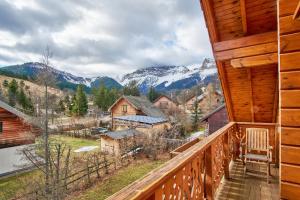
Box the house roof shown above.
[0,99,42,129]
[102,129,142,140]
[109,95,166,118]
[114,115,167,125]
[200,104,226,122]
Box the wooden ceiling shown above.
[200,0,278,123]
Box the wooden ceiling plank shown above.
[215,42,277,61]
[230,53,278,68]
[293,1,300,20]
[240,0,247,34]
[213,31,277,52]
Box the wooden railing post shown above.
[205,146,213,200]
[223,132,230,179]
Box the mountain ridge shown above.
[0,58,217,93]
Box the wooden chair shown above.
[240,128,272,183]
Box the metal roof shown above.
[114,115,167,125]
[103,129,142,140]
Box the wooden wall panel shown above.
[281,90,300,108]
[281,127,300,146]
[281,52,300,71]
[281,71,300,89]
[224,61,252,121]
[281,182,300,199]
[282,164,300,184]
[279,1,300,197]
[281,109,300,127]
[251,65,277,122]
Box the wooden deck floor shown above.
[216,161,279,200]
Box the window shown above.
[160,101,168,109]
[0,122,3,133]
[122,105,128,113]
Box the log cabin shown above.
[0,100,41,148]
[108,0,300,199]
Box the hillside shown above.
[0,75,64,99]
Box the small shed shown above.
[100,129,142,155]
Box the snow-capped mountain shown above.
[0,58,218,93]
[121,58,217,93]
[0,62,122,92]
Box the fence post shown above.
[205,146,213,200]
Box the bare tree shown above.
[37,46,56,197]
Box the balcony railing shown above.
[108,122,278,200]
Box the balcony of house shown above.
[107,122,279,200]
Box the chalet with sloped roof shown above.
[0,100,41,148]
[108,96,170,131]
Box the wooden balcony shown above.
[107,122,279,200]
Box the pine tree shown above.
[2,80,8,88]
[191,99,201,131]
[123,80,140,96]
[8,79,18,106]
[58,99,65,113]
[72,84,88,116]
[17,87,27,108]
[147,86,160,102]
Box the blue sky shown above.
[0,0,212,78]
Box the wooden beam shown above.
[293,1,300,20]
[230,53,278,68]
[240,0,247,34]
[216,42,277,61]
[213,31,277,52]
[216,61,235,121]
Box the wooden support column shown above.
[205,146,213,200]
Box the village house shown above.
[153,95,179,113]
[200,104,228,135]
[108,95,170,133]
[0,100,41,148]
[100,129,142,155]
[185,90,223,114]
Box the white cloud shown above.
[0,0,212,78]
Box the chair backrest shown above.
[246,128,269,151]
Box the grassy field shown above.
[50,135,99,150]
[0,171,37,200]
[72,160,165,200]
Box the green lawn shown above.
[73,160,165,200]
[0,171,36,200]
[50,135,99,150]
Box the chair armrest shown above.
[269,146,273,150]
